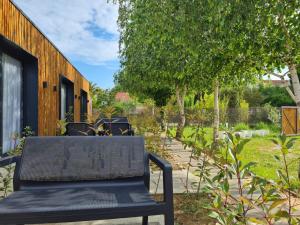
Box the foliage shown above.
[234,123,249,132]
[89,82,117,110]
[203,133,300,225]
[255,122,270,130]
[182,128,216,196]
[264,103,281,125]
[113,100,136,115]
[260,86,295,107]
[243,85,295,108]
[0,127,34,199]
[221,87,243,108]
[56,119,67,136]
[243,86,265,107]
[239,100,249,124]
[270,135,300,225]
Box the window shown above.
[1,53,22,154]
[80,89,88,122]
[59,76,74,122]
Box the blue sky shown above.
[13,0,120,89]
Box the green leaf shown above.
[271,139,279,146]
[275,210,290,218]
[269,199,287,212]
[248,217,265,224]
[274,155,280,161]
[236,139,250,154]
[208,211,220,219]
[286,138,296,149]
[241,161,257,171]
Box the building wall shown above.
[0,0,91,135]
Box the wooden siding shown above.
[0,0,90,135]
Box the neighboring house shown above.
[263,80,290,88]
[0,0,91,154]
[115,92,131,102]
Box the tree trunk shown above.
[175,85,186,139]
[213,80,219,144]
[288,63,300,106]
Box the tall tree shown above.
[238,1,300,105]
[115,0,211,138]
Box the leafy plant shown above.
[204,133,254,225]
[56,119,67,136]
[271,135,300,225]
[255,122,270,130]
[203,133,300,224]
[234,123,249,131]
[0,127,34,199]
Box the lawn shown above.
[170,126,300,186]
[237,137,300,182]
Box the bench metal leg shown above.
[164,212,174,225]
[142,216,148,225]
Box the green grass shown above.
[170,126,300,186]
[236,137,300,182]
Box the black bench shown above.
[66,122,96,136]
[0,136,174,225]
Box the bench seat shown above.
[0,181,162,224]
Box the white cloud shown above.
[13,0,119,65]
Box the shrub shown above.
[234,122,249,131]
[255,122,269,130]
[254,122,280,134]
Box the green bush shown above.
[254,122,280,134]
[255,122,269,130]
[234,122,249,131]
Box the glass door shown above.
[60,82,67,120]
[1,53,22,154]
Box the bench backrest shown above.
[94,117,129,128]
[103,122,131,135]
[66,122,95,136]
[19,136,145,182]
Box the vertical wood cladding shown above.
[0,0,90,135]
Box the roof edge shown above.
[9,0,88,81]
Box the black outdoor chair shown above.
[99,122,134,136]
[66,122,96,136]
[0,136,174,225]
[94,116,129,128]
[95,117,134,136]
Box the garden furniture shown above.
[66,122,96,136]
[95,117,134,136]
[0,136,174,225]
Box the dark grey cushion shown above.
[0,184,154,214]
[19,136,145,181]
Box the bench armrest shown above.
[148,153,173,204]
[0,155,20,167]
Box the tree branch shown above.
[268,71,285,80]
[286,86,296,103]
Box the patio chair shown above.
[0,136,174,225]
[94,116,129,128]
[66,122,96,136]
[95,117,134,136]
[99,122,134,136]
